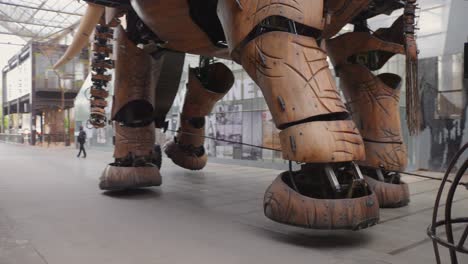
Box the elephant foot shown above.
[363,169,410,208]
[99,164,162,191]
[164,140,207,171]
[263,163,379,230]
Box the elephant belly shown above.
[130,0,230,59]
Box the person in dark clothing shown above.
[77,126,87,158]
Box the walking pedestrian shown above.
[77,126,87,158]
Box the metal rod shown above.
[0,42,25,46]
[168,128,468,188]
[0,1,83,16]
[352,162,365,180]
[325,165,341,192]
[0,18,67,29]
[288,161,299,193]
[167,129,281,152]
[444,158,468,263]
[430,143,468,237]
[0,31,36,38]
[376,168,386,181]
[432,240,441,264]
[458,225,468,249]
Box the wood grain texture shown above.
[339,64,403,143]
[99,165,162,190]
[164,115,208,170]
[177,63,233,147]
[264,173,379,230]
[339,65,408,170]
[114,124,155,159]
[176,116,206,147]
[326,32,405,68]
[164,140,208,171]
[328,30,408,171]
[130,0,229,58]
[217,0,324,58]
[279,120,365,163]
[111,26,154,119]
[241,31,347,128]
[365,176,410,208]
[182,64,234,117]
[164,64,233,171]
[362,141,407,171]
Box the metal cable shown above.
[167,128,468,187]
[392,170,468,188]
[166,128,281,152]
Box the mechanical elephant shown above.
[54,0,419,230]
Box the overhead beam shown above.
[0,9,37,41]
[0,18,69,29]
[0,42,25,46]
[40,22,78,43]
[0,31,34,38]
[0,1,84,17]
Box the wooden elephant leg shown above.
[100,124,162,190]
[327,17,410,208]
[111,25,155,126]
[217,0,380,230]
[165,60,234,170]
[338,65,410,208]
[100,26,161,191]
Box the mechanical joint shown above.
[217,0,325,60]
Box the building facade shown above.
[1,42,89,145]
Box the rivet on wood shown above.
[235,0,244,10]
[277,96,286,112]
[289,136,296,153]
[258,49,267,67]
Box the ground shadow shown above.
[101,188,162,200]
[253,226,373,249]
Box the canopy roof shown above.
[0,0,86,45]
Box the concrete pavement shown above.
[0,142,466,264]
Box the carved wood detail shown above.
[327,27,408,171]
[177,116,206,147]
[241,31,347,128]
[264,173,379,230]
[111,26,154,119]
[279,120,365,163]
[217,0,324,57]
[100,165,161,190]
[365,176,410,208]
[182,64,234,117]
[326,32,405,68]
[340,64,403,143]
[339,65,407,171]
[361,141,408,171]
[114,124,155,159]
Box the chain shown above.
[88,23,115,128]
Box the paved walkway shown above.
[0,143,466,264]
